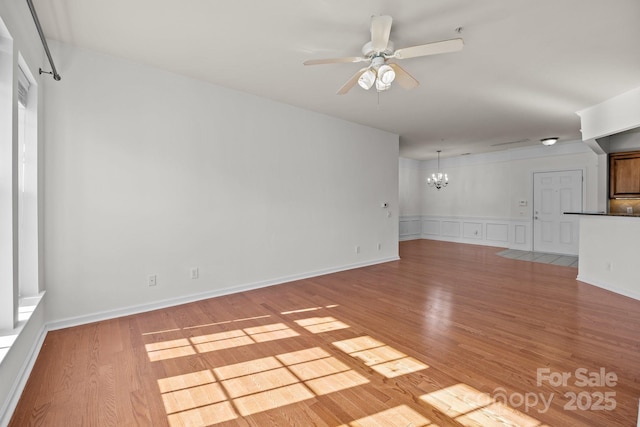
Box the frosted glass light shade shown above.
[541,137,558,146]
[377,64,396,85]
[358,69,376,90]
[375,79,391,92]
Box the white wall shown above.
[398,157,423,216]
[578,215,640,300]
[608,127,640,153]
[399,142,602,249]
[43,41,399,325]
[420,143,600,217]
[577,86,640,140]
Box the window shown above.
[0,15,42,337]
[17,62,40,300]
[0,19,16,331]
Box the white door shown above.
[533,170,583,255]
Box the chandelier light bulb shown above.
[427,151,448,190]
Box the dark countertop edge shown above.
[564,212,640,217]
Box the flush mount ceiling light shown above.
[427,150,449,190]
[541,137,559,146]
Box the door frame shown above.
[531,168,585,254]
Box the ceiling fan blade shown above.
[393,38,464,60]
[304,56,367,66]
[336,68,368,95]
[389,63,419,89]
[370,15,393,51]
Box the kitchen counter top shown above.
[564,211,640,217]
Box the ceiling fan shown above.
[304,15,464,94]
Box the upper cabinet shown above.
[610,151,640,198]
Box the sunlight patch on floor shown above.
[294,316,350,333]
[142,314,272,335]
[333,336,429,378]
[158,370,216,394]
[243,322,300,342]
[339,404,437,427]
[281,306,324,314]
[145,322,299,362]
[159,370,238,426]
[421,384,549,427]
[145,338,196,361]
[233,383,315,416]
[149,309,442,426]
[167,401,238,426]
[280,304,339,315]
[157,346,370,424]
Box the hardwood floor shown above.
[10,240,640,426]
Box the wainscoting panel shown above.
[399,216,532,250]
[463,222,483,239]
[422,220,441,236]
[515,225,526,244]
[511,220,532,250]
[399,216,422,241]
[486,223,508,242]
[442,221,461,237]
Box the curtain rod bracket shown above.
[27,0,62,82]
[39,68,61,81]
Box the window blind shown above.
[18,67,30,107]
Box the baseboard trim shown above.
[576,274,640,301]
[47,255,400,331]
[0,324,47,427]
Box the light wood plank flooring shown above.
[10,240,640,426]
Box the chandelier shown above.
[427,150,448,190]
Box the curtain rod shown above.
[26,0,61,81]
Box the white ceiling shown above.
[33,0,640,160]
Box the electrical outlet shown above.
[148,275,157,286]
[190,268,199,279]
[355,245,360,254]
[377,243,381,251]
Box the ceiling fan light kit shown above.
[377,64,396,85]
[375,79,391,92]
[357,69,376,90]
[356,58,397,92]
[304,15,464,94]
